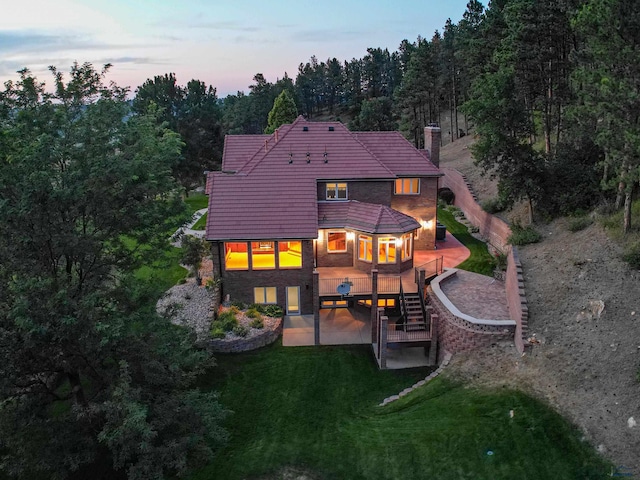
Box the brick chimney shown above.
[424,125,441,168]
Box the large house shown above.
[205,116,442,316]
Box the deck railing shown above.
[387,321,432,342]
[415,256,444,284]
[319,275,401,296]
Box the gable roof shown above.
[318,201,420,234]
[206,116,439,241]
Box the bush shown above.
[232,325,249,337]
[216,309,238,331]
[492,252,508,271]
[246,308,262,319]
[250,318,264,329]
[263,305,284,318]
[231,300,246,310]
[438,187,455,205]
[468,225,479,234]
[248,303,266,313]
[211,327,226,339]
[622,242,640,269]
[508,223,542,246]
[568,216,593,232]
[481,197,506,214]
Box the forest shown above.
[1,0,639,478]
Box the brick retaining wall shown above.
[440,167,529,352]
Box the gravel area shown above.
[156,278,214,341]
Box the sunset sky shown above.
[1,0,471,97]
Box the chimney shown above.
[274,128,279,143]
[424,125,441,168]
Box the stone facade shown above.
[205,317,283,353]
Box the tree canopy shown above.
[0,63,228,479]
[265,89,298,133]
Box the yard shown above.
[193,343,610,480]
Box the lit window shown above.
[326,182,347,200]
[225,242,248,270]
[358,235,372,262]
[394,178,420,195]
[401,233,413,261]
[278,241,302,268]
[254,287,277,304]
[358,298,396,307]
[251,241,275,269]
[378,237,396,264]
[327,231,347,253]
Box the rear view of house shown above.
[206,116,442,316]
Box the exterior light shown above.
[421,220,433,229]
[346,232,355,241]
[395,237,403,247]
[316,232,323,242]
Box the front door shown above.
[286,286,300,315]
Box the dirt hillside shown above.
[440,137,640,473]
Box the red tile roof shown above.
[318,201,420,234]
[206,116,439,241]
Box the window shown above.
[321,300,348,308]
[326,182,347,200]
[358,235,372,262]
[378,237,397,264]
[251,241,275,269]
[225,242,248,270]
[327,231,347,253]
[401,233,413,261]
[394,178,420,195]
[278,241,302,268]
[254,287,277,304]
[358,298,397,308]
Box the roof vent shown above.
[328,126,334,131]
[302,126,309,132]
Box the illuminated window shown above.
[358,235,372,262]
[358,298,396,307]
[401,233,413,261]
[326,182,348,200]
[394,178,420,195]
[251,241,275,269]
[327,231,347,253]
[321,300,348,308]
[225,242,248,270]
[254,287,277,304]
[278,241,302,268]
[378,237,396,264]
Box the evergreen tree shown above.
[265,89,298,133]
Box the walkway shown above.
[171,208,207,246]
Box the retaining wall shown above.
[440,167,529,352]
[205,318,283,353]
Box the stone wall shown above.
[439,167,530,352]
[428,273,515,358]
[205,317,283,353]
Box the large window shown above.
[278,241,302,268]
[358,235,372,262]
[401,233,413,261]
[251,241,275,269]
[254,287,277,304]
[327,231,347,253]
[378,237,397,264]
[326,182,347,200]
[225,242,248,270]
[394,178,420,195]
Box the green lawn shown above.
[195,344,610,480]
[192,212,208,230]
[185,193,209,214]
[438,208,495,276]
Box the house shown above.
[205,116,442,318]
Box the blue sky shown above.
[1,0,472,97]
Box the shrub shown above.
[438,187,455,205]
[233,325,249,337]
[231,300,246,310]
[568,216,593,232]
[622,242,640,269]
[492,252,508,271]
[217,310,238,331]
[248,303,266,313]
[481,197,506,214]
[263,305,284,317]
[468,225,480,234]
[508,223,542,246]
[246,308,262,319]
[210,327,226,339]
[250,318,264,329]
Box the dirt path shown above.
[440,138,640,473]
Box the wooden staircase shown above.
[403,293,426,331]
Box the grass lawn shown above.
[192,212,208,230]
[194,344,610,480]
[438,208,495,276]
[185,193,209,214]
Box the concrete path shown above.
[171,208,207,246]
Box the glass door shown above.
[286,286,300,315]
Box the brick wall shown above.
[391,177,439,250]
[317,180,392,204]
[439,167,529,352]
